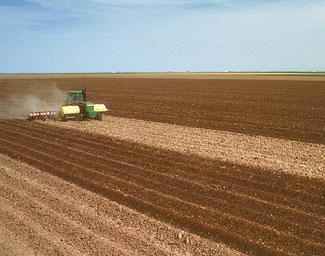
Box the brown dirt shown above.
[45,116,325,179]
[1,75,324,144]
[0,154,239,256]
[0,74,324,255]
[0,120,324,255]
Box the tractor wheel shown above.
[76,114,83,121]
[61,115,67,122]
[96,112,102,121]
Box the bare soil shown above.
[0,74,324,255]
[45,116,325,179]
[1,75,324,144]
[0,120,324,255]
[0,154,239,256]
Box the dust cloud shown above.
[0,81,66,120]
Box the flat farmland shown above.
[0,73,324,255]
[2,73,323,143]
[84,77,325,144]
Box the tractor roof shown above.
[68,91,83,94]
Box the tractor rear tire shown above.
[96,112,103,121]
[76,114,83,121]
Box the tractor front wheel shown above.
[96,112,102,121]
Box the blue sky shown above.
[0,0,324,73]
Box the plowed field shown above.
[1,74,324,143]
[0,120,324,255]
[1,154,237,256]
[0,74,324,255]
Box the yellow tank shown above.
[61,106,80,116]
[94,104,108,112]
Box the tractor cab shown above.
[65,89,87,105]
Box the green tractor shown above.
[26,87,108,121]
[60,87,108,121]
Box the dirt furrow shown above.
[0,187,134,256]
[0,140,294,256]
[0,224,37,256]
[1,154,238,256]
[14,120,325,198]
[1,182,171,256]
[2,122,324,221]
[1,145,279,255]
[3,126,325,241]
[0,127,324,255]
[15,120,324,189]
[17,119,325,202]
[0,199,82,256]
[43,114,325,179]
[1,164,214,256]
[0,137,297,244]
[6,121,325,210]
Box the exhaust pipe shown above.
[83,87,87,102]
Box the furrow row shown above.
[10,120,318,190]
[0,142,284,256]
[0,125,324,255]
[1,125,324,236]
[6,121,325,208]
[25,120,325,193]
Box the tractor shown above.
[27,87,108,121]
[61,87,107,121]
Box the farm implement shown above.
[27,111,59,121]
[27,88,108,121]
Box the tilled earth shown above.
[1,75,324,144]
[0,74,324,255]
[46,116,325,179]
[0,120,324,255]
[1,154,238,256]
